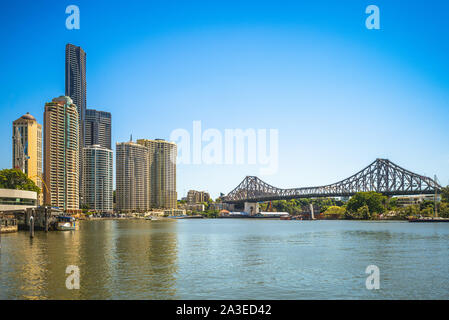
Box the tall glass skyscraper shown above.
[65,43,86,199]
[85,109,111,149]
[65,43,86,135]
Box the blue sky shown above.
[1,0,448,198]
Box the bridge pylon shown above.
[244,202,260,215]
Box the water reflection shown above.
[1,220,448,299]
[0,220,178,299]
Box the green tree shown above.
[420,200,434,211]
[394,205,420,220]
[439,202,449,218]
[440,186,449,203]
[388,197,398,210]
[323,206,346,219]
[0,168,40,194]
[346,192,386,215]
[356,205,371,220]
[202,210,219,218]
[420,207,434,217]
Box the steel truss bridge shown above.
[222,159,441,204]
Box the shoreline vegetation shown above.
[187,187,449,221]
[2,168,448,222]
[79,189,449,221]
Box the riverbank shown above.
[76,215,446,222]
[409,217,449,223]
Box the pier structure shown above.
[0,214,18,233]
[0,207,63,233]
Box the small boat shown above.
[56,216,76,231]
[280,216,292,220]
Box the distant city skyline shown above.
[1,0,449,199]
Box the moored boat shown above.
[55,216,76,231]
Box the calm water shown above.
[0,219,448,300]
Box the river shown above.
[0,219,448,299]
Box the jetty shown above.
[0,215,18,233]
[1,207,65,233]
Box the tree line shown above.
[0,168,41,194]
[322,188,449,220]
[256,188,449,220]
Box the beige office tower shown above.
[116,141,150,212]
[137,139,177,209]
[12,113,43,204]
[43,96,79,211]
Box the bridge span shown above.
[222,159,441,204]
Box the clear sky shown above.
[1,0,448,199]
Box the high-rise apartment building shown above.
[187,190,210,204]
[12,113,43,204]
[43,96,79,211]
[65,43,86,200]
[116,141,150,212]
[85,109,111,149]
[137,139,177,209]
[82,145,113,213]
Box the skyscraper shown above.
[12,112,43,204]
[116,141,150,213]
[65,43,86,199]
[137,139,177,209]
[83,109,112,213]
[43,96,79,211]
[85,109,111,149]
[65,43,86,136]
[82,145,113,213]
[187,190,210,204]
